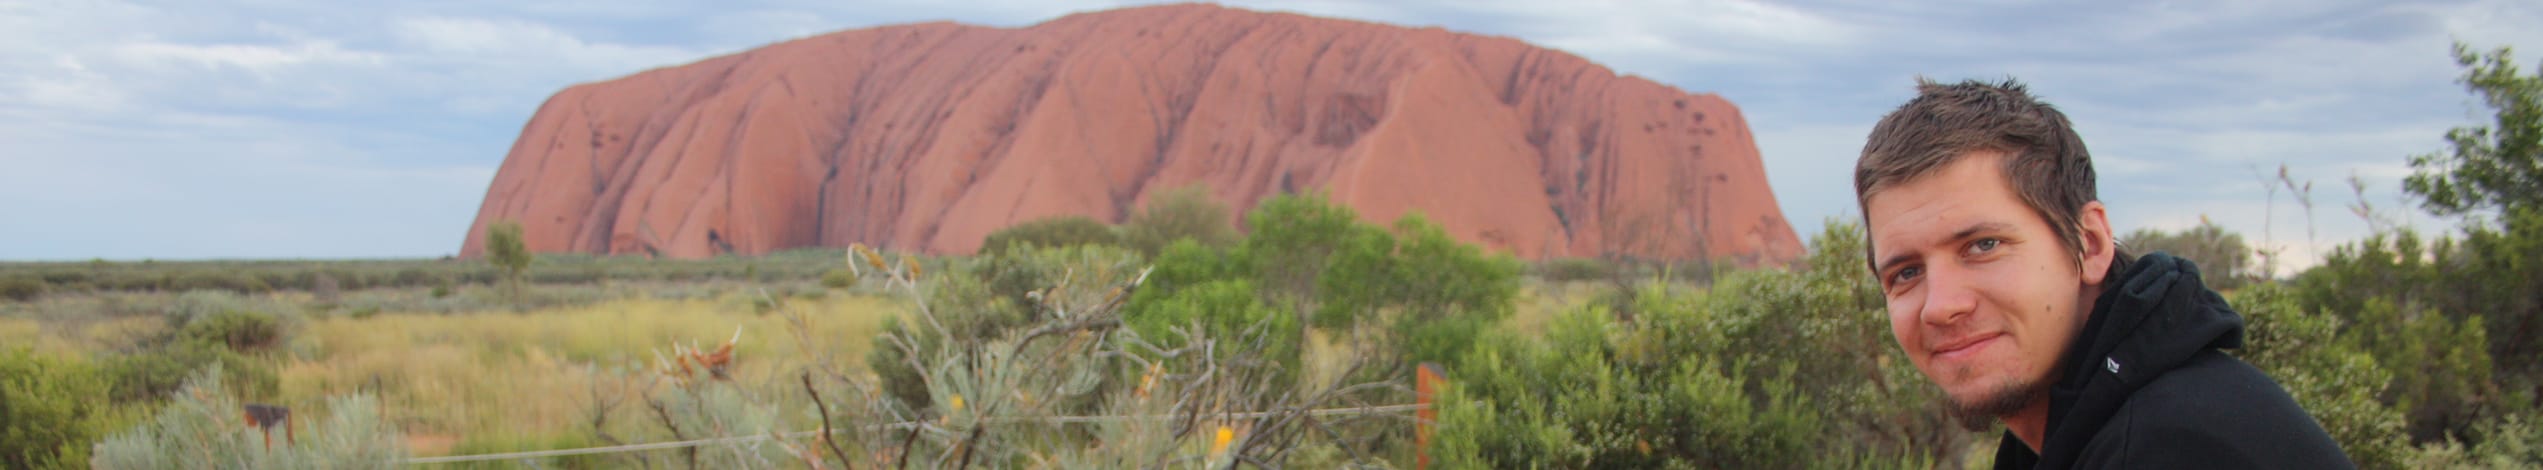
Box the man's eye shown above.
[1967,238,2001,255]
[1889,266,1922,285]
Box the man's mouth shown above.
[1930,333,2003,362]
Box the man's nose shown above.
[1918,264,1977,326]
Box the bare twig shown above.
[950,425,985,470]
[647,398,698,470]
[803,372,856,469]
[893,426,920,470]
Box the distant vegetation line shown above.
[0,249,858,301]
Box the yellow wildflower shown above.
[1211,425,1235,455]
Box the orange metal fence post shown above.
[1415,362,1444,470]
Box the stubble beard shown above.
[1944,365,2044,431]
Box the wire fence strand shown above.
[403,403,1429,464]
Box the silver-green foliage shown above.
[638,373,786,468]
[93,366,403,469]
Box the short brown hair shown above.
[1855,78,2126,269]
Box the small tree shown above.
[485,221,533,301]
[2396,42,2543,416]
[2406,42,2543,216]
[2121,217,2255,289]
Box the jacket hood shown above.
[2031,252,2247,467]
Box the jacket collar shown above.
[1995,252,2247,468]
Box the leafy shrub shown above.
[612,365,783,468]
[1440,220,1979,468]
[869,246,1145,412]
[1534,257,1614,282]
[1122,184,1238,256]
[2121,218,2254,289]
[2407,414,2543,469]
[161,290,271,327]
[1136,194,1522,368]
[96,291,291,404]
[2292,212,2541,446]
[1,275,43,302]
[979,244,1145,314]
[1122,279,1298,383]
[977,215,1123,255]
[102,339,279,404]
[1,348,116,469]
[93,367,404,469]
[2233,283,2412,468]
[161,270,273,294]
[819,268,855,289]
[180,309,287,352]
[309,272,342,306]
[826,236,1390,470]
[1434,305,1818,468]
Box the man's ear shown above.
[2076,200,2117,286]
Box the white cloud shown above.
[393,16,702,75]
[111,40,383,74]
[12,56,128,112]
[697,9,835,45]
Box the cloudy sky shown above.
[3,0,2538,270]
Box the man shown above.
[1853,79,2352,468]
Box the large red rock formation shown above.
[462,3,1803,264]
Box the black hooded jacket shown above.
[1991,253,2353,469]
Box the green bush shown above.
[869,245,1143,413]
[1372,216,1522,364]
[180,309,287,353]
[1438,220,1980,468]
[96,293,290,404]
[1122,195,1523,374]
[978,215,1123,255]
[2121,218,2254,289]
[102,339,279,404]
[1122,184,1238,256]
[161,270,272,294]
[2407,414,2543,469]
[979,244,1145,314]
[1123,279,1298,384]
[2292,212,2542,446]
[1,348,116,469]
[1,275,43,302]
[1434,306,1818,468]
[820,268,856,289]
[1227,193,1368,316]
[161,290,270,327]
[2233,283,2413,468]
[1534,257,1614,282]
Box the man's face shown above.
[1864,151,2109,417]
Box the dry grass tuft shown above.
[275,294,901,451]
